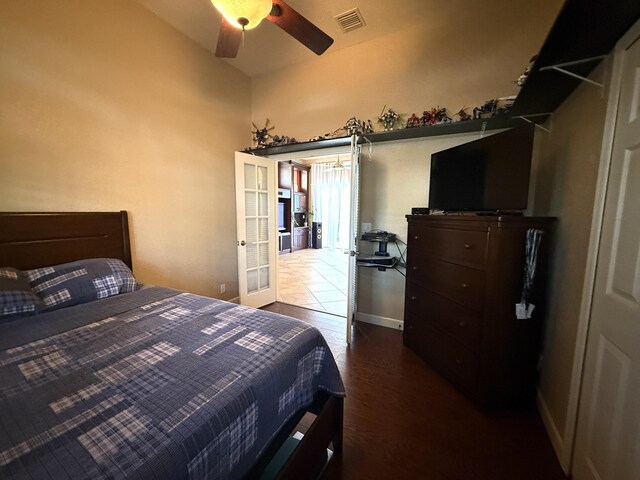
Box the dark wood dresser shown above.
[403,215,554,408]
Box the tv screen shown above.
[428,125,534,212]
[277,202,286,230]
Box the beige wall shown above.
[0,0,251,298]
[530,67,608,460]
[251,1,561,142]
[357,132,483,322]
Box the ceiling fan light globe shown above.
[212,0,272,30]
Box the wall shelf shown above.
[247,115,541,156]
[511,0,640,116]
[246,1,640,157]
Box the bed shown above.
[0,211,344,480]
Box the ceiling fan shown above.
[212,0,334,58]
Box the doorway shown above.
[276,154,351,317]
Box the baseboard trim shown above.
[228,296,240,304]
[537,389,569,475]
[356,312,403,331]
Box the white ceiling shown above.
[134,0,561,78]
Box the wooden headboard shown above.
[0,211,132,270]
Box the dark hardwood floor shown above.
[262,303,567,480]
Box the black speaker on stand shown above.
[312,222,322,249]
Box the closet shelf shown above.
[247,115,539,156]
[511,0,640,116]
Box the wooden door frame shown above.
[558,18,640,474]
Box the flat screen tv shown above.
[428,124,535,212]
[277,202,286,230]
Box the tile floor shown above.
[277,247,348,316]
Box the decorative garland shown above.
[247,98,515,150]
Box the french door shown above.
[248,141,361,344]
[234,152,277,308]
[346,136,361,344]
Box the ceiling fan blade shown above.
[215,17,242,58]
[267,0,334,55]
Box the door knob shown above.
[238,240,246,246]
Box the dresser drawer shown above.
[407,257,485,311]
[405,283,482,352]
[405,215,555,408]
[406,317,479,395]
[408,225,487,268]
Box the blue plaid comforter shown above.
[0,287,345,479]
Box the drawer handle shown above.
[461,283,470,288]
[459,321,467,328]
[413,266,419,271]
[414,235,420,240]
[411,296,417,300]
[464,243,474,249]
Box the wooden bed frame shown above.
[0,211,343,480]
[0,211,132,270]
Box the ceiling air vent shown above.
[334,8,366,33]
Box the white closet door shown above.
[572,20,640,480]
